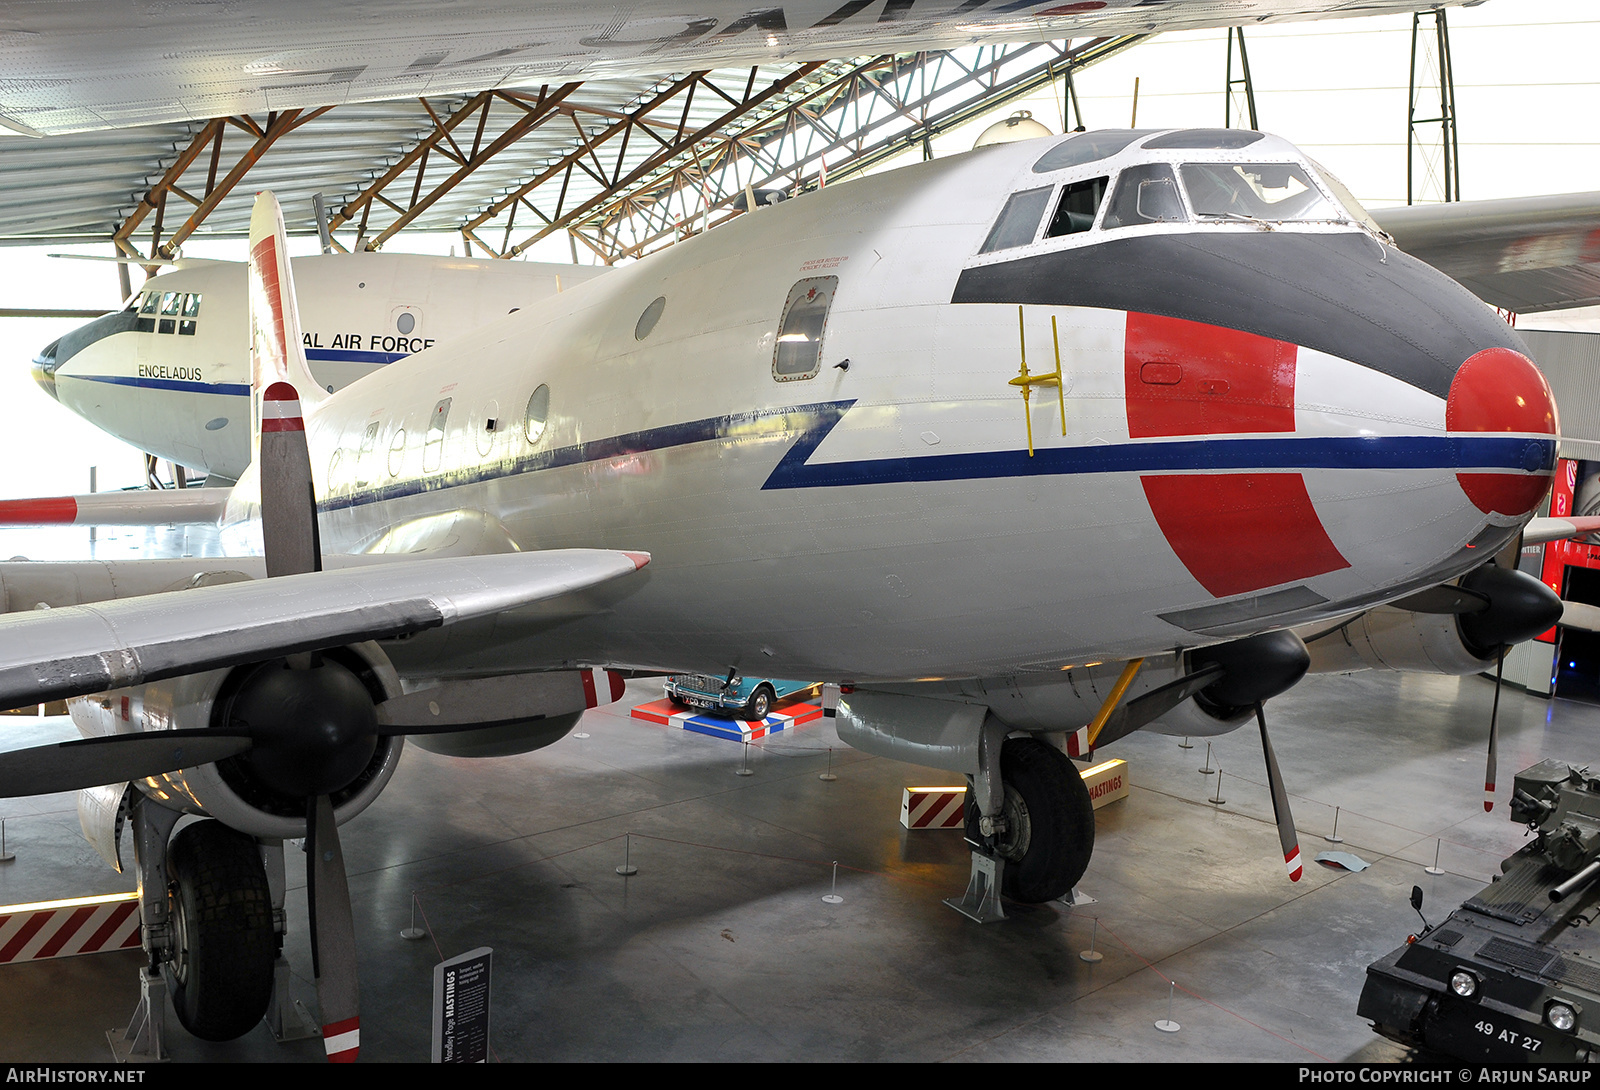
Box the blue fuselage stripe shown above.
[69,347,403,397]
[316,399,1556,514]
[71,374,250,396]
[306,348,408,365]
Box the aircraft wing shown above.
[1373,193,1600,314]
[0,549,647,709]
[2,0,1480,136]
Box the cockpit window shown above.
[1181,162,1335,222]
[1308,158,1383,234]
[179,291,200,336]
[157,291,181,335]
[979,186,1051,253]
[1045,176,1108,238]
[1102,164,1187,229]
[1142,129,1265,150]
[1032,130,1155,174]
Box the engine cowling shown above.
[1305,567,1563,677]
[1304,608,1492,675]
[68,641,403,839]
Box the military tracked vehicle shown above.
[1360,760,1600,1062]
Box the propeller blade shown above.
[1485,646,1505,812]
[259,382,321,579]
[1255,703,1302,882]
[306,794,360,1063]
[1561,600,1600,633]
[0,730,251,797]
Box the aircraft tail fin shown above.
[247,191,326,442]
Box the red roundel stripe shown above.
[1127,312,1349,598]
[1141,474,1350,598]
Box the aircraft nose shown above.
[1447,346,1559,517]
[31,339,60,400]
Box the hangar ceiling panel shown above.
[0,38,1124,268]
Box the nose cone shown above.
[31,340,60,401]
[1447,347,1558,517]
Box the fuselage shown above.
[222,129,1557,684]
[35,253,610,479]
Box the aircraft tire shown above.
[967,737,1095,904]
[164,820,277,1041]
[740,684,775,721]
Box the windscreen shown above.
[1180,162,1337,222]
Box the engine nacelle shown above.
[1304,608,1494,676]
[69,641,404,839]
[1143,697,1255,738]
[1306,566,1565,677]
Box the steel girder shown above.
[99,39,1141,266]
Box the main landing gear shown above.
[164,820,278,1041]
[949,731,1095,921]
[115,797,299,1060]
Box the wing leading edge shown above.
[1374,192,1600,314]
[0,549,648,710]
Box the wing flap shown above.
[0,550,647,709]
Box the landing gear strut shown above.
[954,734,1096,915]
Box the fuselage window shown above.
[387,428,407,477]
[1102,163,1188,229]
[423,398,451,473]
[635,296,666,340]
[525,384,550,445]
[179,291,201,336]
[137,291,159,333]
[773,276,838,381]
[978,187,1051,254]
[158,291,182,335]
[355,421,380,486]
[1045,176,1109,238]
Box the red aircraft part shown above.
[1447,346,1559,517]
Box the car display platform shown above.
[630,697,823,741]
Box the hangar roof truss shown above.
[0,37,1142,267]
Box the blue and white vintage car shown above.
[664,674,815,720]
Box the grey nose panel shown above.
[42,308,139,372]
[951,231,1525,400]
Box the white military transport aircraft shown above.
[0,128,1571,1059]
[34,253,609,481]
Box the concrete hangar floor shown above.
[0,608,1586,1061]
